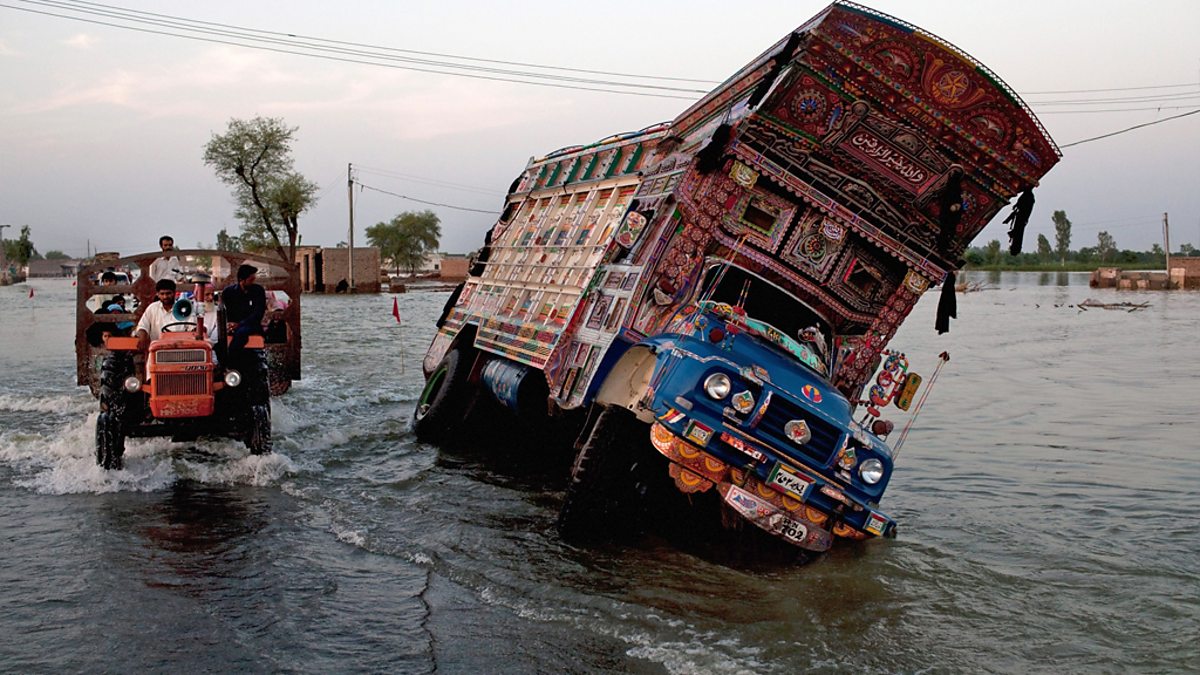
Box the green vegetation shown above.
[964,208,1193,271]
[203,116,318,264]
[366,210,442,275]
[2,225,39,265]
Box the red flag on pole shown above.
[392,296,401,324]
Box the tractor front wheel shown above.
[96,411,126,470]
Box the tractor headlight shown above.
[703,373,732,400]
[859,458,885,485]
[224,370,242,388]
[123,376,141,393]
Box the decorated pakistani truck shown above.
[415,1,1059,555]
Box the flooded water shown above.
[1,273,1196,673]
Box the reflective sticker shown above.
[837,445,857,470]
[685,420,713,446]
[865,511,889,536]
[731,390,755,414]
[720,432,766,462]
[801,384,822,403]
[660,408,686,424]
[784,419,812,445]
[821,485,851,505]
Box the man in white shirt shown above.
[149,235,182,282]
[134,278,194,344]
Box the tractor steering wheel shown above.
[161,321,196,333]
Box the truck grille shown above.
[759,394,843,466]
[156,349,207,364]
[156,373,209,396]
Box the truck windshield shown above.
[697,262,832,377]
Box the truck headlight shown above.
[703,373,731,400]
[123,376,141,393]
[859,458,885,484]
[224,370,242,388]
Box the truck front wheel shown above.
[96,411,126,470]
[412,347,477,443]
[557,405,655,541]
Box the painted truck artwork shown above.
[414,1,1060,557]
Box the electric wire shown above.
[354,181,500,215]
[5,0,708,97]
[1060,108,1200,148]
[46,0,721,84]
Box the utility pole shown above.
[1162,212,1172,288]
[347,162,355,293]
[0,224,10,285]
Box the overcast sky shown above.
[2,0,1198,258]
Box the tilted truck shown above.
[414,1,1059,555]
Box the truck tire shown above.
[96,411,125,470]
[245,403,272,455]
[557,405,654,541]
[412,347,477,443]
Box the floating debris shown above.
[1078,298,1150,312]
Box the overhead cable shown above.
[355,181,500,215]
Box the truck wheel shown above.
[412,347,477,443]
[96,411,126,470]
[557,405,654,541]
[245,404,272,455]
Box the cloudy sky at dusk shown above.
[2,0,1198,257]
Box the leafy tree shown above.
[1052,210,1071,264]
[44,250,69,260]
[215,228,241,251]
[1035,234,1052,262]
[203,116,318,265]
[1096,230,1116,262]
[2,225,38,266]
[963,249,985,267]
[984,239,1002,265]
[367,210,442,274]
[1180,243,1196,256]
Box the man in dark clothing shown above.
[222,264,266,357]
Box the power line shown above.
[354,181,500,215]
[1022,82,1199,95]
[1060,108,1200,148]
[1034,105,1200,115]
[4,0,707,97]
[50,0,721,85]
[353,165,504,197]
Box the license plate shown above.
[771,512,809,543]
[767,463,813,500]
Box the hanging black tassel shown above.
[936,169,963,256]
[1003,188,1035,255]
[935,271,957,334]
[747,32,803,109]
[695,123,732,174]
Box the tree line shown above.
[965,209,1195,269]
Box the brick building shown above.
[295,246,381,293]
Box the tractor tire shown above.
[96,411,126,470]
[412,347,478,444]
[557,405,655,541]
[98,353,132,416]
[245,403,272,455]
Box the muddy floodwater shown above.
[1,272,1196,673]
